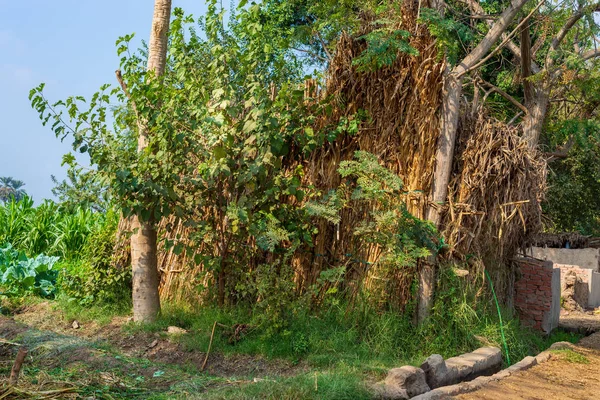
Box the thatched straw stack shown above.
[287,2,446,305]
[442,115,546,263]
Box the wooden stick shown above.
[200,321,217,372]
[9,347,27,386]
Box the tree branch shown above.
[115,69,139,116]
[508,110,524,125]
[521,18,535,106]
[546,2,600,69]
[457,0,544,79]
[582,48,600,60]
[545,135,575,161]
[480,80,529,114]
[457,0,542,73]
[315,31,332,62]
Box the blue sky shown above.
[0,0,209,202]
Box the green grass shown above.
[56,294,131,325]
[550,348,590,364]
[3,265,586,399]
[197,370,372,400]
[10,297,583,400]
[119,297,582,376]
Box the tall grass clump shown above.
[0,196,102,259]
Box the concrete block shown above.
[506,356,537,373]
[544,267,561,334]
[411,384,461,400]
[492,369,512,379]
[529,247,600,271]
[462,375,493,391]
[445,347,502,382]
[471,347,502,371]
[535,351,552,363]
[444,356,473,380]
[589,271,600,308]
[549,341,574,350]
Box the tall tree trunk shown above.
[132,218,161,320]
[522,89,549,149]
[519,18,550,150]
[131,0,172,323]
[417,0,531,324]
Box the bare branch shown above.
[457,0,542,73]
[315,31,333,62]
[479,79,529,114]
[546,2,600,69]
[457,0,545,79]
[115,69,139,117]
[291,47,328,63]
[545,135,575,162]
[582,48,600,60]
[508,111,524,125]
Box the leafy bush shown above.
[0,243,59,298]
[543,120,600,235]
[59,209,131,306]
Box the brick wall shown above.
[514,258,560,333]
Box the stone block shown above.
[420,354,456,389]
[549,341,574,351]
[445,347,502,382]
[372,383,409,400]
[535,351,552,363]
[384,366,430,398]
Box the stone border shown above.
[374,342,573,399]
[410,342,572,399]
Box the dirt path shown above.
[458,331,600,400]
[0,303,310,399]
[10,302,303,378]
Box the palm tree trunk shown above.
[131,0,172,323]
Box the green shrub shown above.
[59,209,131,306]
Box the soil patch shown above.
[458,331,600,400]
[11,302,305,379]
[559,309,600,334]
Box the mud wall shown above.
[528,247,600,271]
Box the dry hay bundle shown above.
[290,2,445,304]
[313,3,445,217]
[441,114,546,299]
